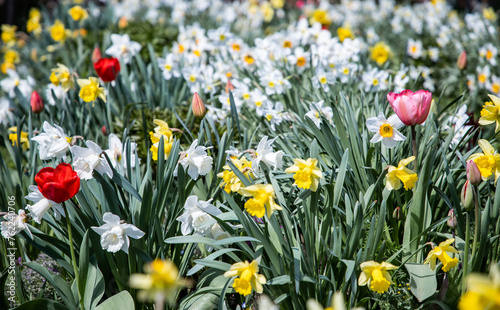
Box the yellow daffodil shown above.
[149,119,174,161]
[359,261,397,294]
[479,95,500,132]
[129,259,189,305]
[285,158,323,191]
[483,7,497,22]
[424,238,459,272]
[1,61,15,74]
[468,139,500,181]
[217,156,254,193]
[337,27,353,42]
[49,20,67,42]
[270,0,284,9]
[8,127,29,150]
[50,64,74,91]
[77,77,106,103]
[239,184,282,218]
[68,6,88,21]
[4,50,19,65]
[260,2,274,23]
[28,8,41,21]
[27,14,42,35]
[1,25,17,45]
[224,260,266,296]
[370,42,392,65]
[310,9,331,26]
[385,156,418,191]
[459,264,500,310]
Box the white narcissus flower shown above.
[105,34,141,64]
[251,136,284,172]
[157,53,181,80]
[305,100,333,128]
[176,139,213,180]
[91,212,144,254]
[45,83,67,106]
[176,195,222,236]
[32,121,72,160]
[104,133,138,171]
[0,97,14,127]
[0,69,34,98]
[1,210,32,239]
[25,185,64,224]
[366,112,406,148]
[71,140,113,180]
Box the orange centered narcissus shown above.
[379,124,393,138]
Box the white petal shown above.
[370,133,383,143]
[388,114,405,129]
[122,224,145,239]
[382,137,398,148]
[392,129,407,141]
[366,117,381,132]
[102,212,121,225]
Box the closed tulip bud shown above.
[226,79,235,93]
[30,91,44,114]
[461,180,474,211]
[392,206,401,221]
[447,209,457,228]
[118,17,128,29]
[92,46,102,63]
[192,92,207,118]
[457,51,467,70]
[466,160,481,186]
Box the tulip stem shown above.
[463,212,470,294]
[472,186,481,259]
[62,202,83,310]
[411,125,418,171]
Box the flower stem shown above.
[472,185,481,258]
[411,125,418,171]
[62,202,84,309]
[462,212,470,294]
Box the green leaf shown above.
[405,263,437,302]
[94,291,134,310]
[83,256,105,310]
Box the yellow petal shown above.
[478,139,494,155]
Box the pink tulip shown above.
[387,89,432,126]
[30,91,44,114]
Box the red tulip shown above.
[30,91,44,114]
[94,57,121,82]
[387,89,432,126]
[35,163,80,203]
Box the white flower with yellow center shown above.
[32,121,72,160]
[91,212,144,254]
[71,140,113,180]
[1,210,32,239]
[305,100,333,128]
[157,53,180,80]
[105,34,141,64]
[366,112,406,148]
[251,136,284,173]
[175,139,213,180]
